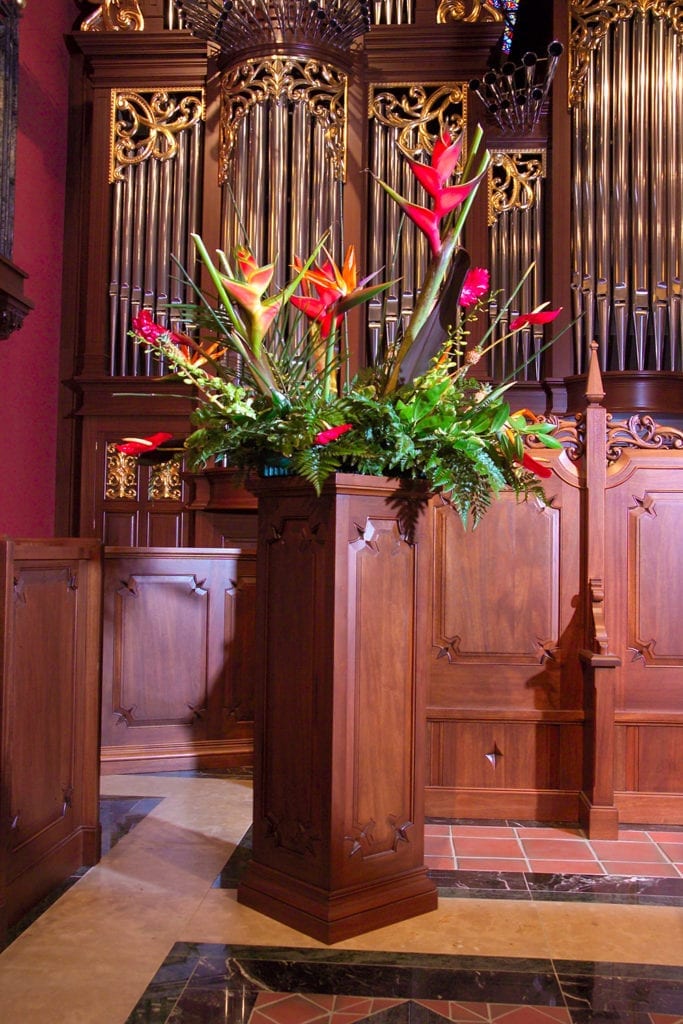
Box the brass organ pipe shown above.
[595,34,611,373]
[532,179,543,379]
[385,125,401,351]
[170,129,188,310]
[367,118,385,362]
[232,113,250,251]
[109,180,123,376]
[581,56,596,366]
[186,121,202,277]
[570,96,585,372]
[498,202,510,379]
[631,13,649,370]
[612,17,629,370]
[291,101,308,265]
[119,169,135,375]
[650,15,667,371]
[251,103,267,264]
[310,121,326,262]
[268,99,287,287]
[156,156,173,375]
[400,143,415,337]
[143,156,160,375]
[667,26,682,369]
[130,160,148,374]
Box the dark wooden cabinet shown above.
[0,539,102,946]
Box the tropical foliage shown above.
[126,127,563,524]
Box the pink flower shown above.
[115,432,173,456]
[314,424,352,445]
[459,267,490,307]
[509,306,562,332]
[132,309,178,345]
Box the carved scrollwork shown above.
[148,459,182,501]
[524,414,585,462]
[106,442,138,499]
[437,0,503,23]
[369,83,466,160]
[110,89,205,183]
[81,0,144,32]
[220,57,347,181]
[605,413,683,462]
[488,150,546,226]
[570,0,683,105]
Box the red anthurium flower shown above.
[459,267,490,307]
[520,451,553,478]
[314,423,353,445]
[115,432,173,456]
[509,304,562,332]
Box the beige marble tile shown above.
[533,900,683,966]
[183,888,555,959]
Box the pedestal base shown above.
[238,863,438,944]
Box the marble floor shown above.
[0,773,682,1024]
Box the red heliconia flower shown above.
[509,305,562,332]
[115,432,173,456]
[314,423,353,445]
[459,267,490,307]
[520,451,553,478]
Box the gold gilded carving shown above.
[368,83,467,160]
[488,149,546,225]
[110,89,205,183]
[148,459,182,501]
[570,0,683,105]
[81,0,144,31]
[106,442,138,500]
[220,58,347,181]
[437,0,503,23]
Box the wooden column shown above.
[579,343,620,838]
[237,473,438,944]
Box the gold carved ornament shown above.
[437,0,503,23]
[220,57,348,183]
[81,0,144,31]
[110,89,206,184]
[487,149,546,226]
[368,83,467,162]
[148,460,182,501]
[570,0,683,105]
[105,443,138,500]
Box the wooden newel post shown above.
[237,473,438,943]
[579,343,621,839]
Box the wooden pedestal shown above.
[237,473,438,943]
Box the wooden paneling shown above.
[101,546,256,773]
[0,539,101,946]
[604,454,683,822]
[425,454,585,822]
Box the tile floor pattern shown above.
[0,773,681,1024]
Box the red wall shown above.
[0,2,72,537]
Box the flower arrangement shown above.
[128,126,562,524]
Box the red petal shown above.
[521,452,553,478]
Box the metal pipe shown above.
[130,159,147,375]
[667,24,682,369]
[631,12,649,370]
[650,15,667,370]
[594,31,611,372]
[109,180,123,376]
[611,17,629,370]
[118,169,135,375]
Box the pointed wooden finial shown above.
[585,341,605,405]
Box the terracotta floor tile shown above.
[526,859,605,875]
[515,826,584,840]
[599,861,680,877]
[457,858,529,872]
[424,823,452,837]
[658,842,683,861]
[520,838,597,860]
[449,825,517,839]
[590,840,666,862]
[424,836,455,856]
[453,837,524,858]
[425,855,457,870]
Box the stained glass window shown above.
[490,0,519,53]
